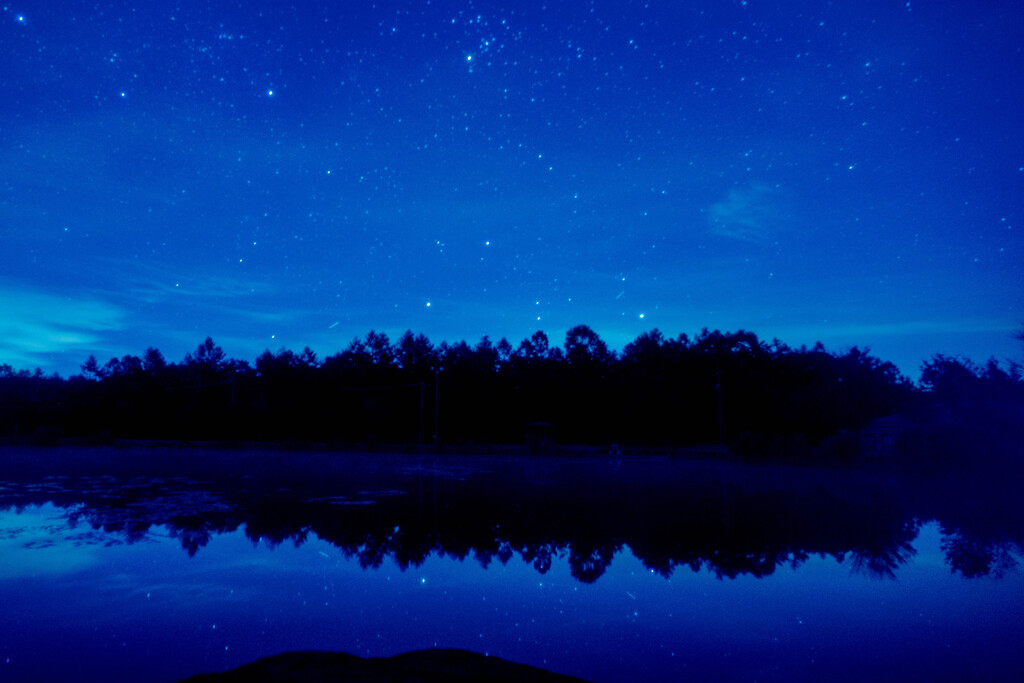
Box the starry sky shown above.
[2,1,1022,379]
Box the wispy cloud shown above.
[707,183,780,243]
[97,258,276,302]
[0,286,125,370]
[125,273,269,303]
[112,264,312,327]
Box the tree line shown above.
[0,324,1021,458]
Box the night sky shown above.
[3,1,1022,379]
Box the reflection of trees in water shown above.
[169,526,212,557]
[2,450,1023,583]
[941,529,1021,579]
[568,542,621,584]
[848,524,919,580]
[908,467,1024,579]
[474,539,515,570]
[357,539,389,571]
[521,542,559,574]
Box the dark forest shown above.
[2,326,1022,464]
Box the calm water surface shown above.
[1,446,1022,681]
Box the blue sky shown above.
[2,1,1021,378]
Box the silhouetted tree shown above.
[298,346,318,367]
[142,347,167,373]
[103,354,143,377]
[920,354,982,399]
[186,336,227,371]
[397,330,437,378]
[564,324,613,366]
[515,330,552,361]
[365,330,396,367]
[80,355,106,381]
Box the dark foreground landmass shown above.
[182,648,589,682]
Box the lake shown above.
[1,445,1022,681]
